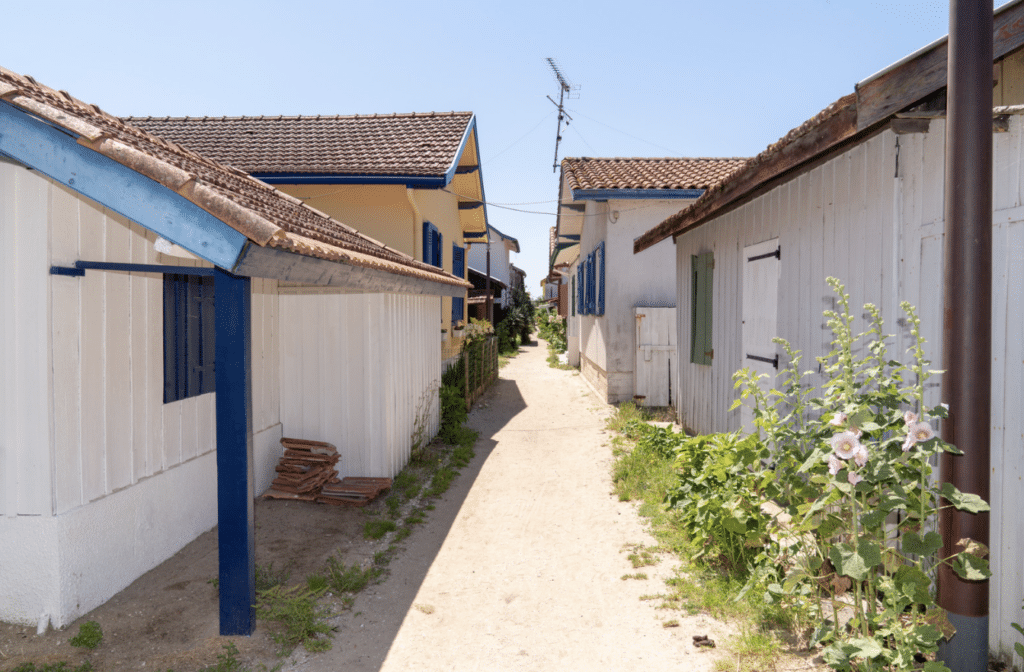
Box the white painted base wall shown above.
[0,453,217,627]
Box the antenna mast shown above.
[546,58,579,173]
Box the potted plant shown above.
[452,320,466,338]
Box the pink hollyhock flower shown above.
[904,410,918,425]
[848,471,863,486]
[830,431,861,460]
[853,444,869,468]
[828,454,844,476]
[830,412,847,427]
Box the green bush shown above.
[665,431,770,573]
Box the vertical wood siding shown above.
[0,165,281,518]
[672,118,1023,659]
[279,292,441,479]
[0,161,52,517]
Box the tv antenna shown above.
[546,58,579,173]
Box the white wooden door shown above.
[634,307,677,408]
[741,239,781,434]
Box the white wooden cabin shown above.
[0,68,467,631]
[635,10,1024,661]
[553,157,745,406]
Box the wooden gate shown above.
[634,307,676,408]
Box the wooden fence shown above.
[464,335,498,407]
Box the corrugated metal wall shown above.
[279,291,441,479]
[0,162,282,518]
[672,118,1023,660]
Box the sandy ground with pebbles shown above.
[295,340,727,672]
[1,339,730,672]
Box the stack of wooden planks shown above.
[265,438,339,500]
[264,437,391,507]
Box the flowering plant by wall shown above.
[733,278,989,672]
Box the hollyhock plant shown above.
[728,279,990,672]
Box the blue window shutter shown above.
[423,221,432,264]
[435,229,443,268]
[571,274,576,316]
[587,253,596,315]
[452,243,465,323]
[597,241,606,316]
[164,273,216,403]
[577,264,584,314]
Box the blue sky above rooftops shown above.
[2,0,996,294]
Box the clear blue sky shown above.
[2,1,999,294]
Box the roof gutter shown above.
[572,188,704,201]
[253,172,448,188]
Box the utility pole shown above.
[546,58,578,173]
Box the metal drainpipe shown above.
[937,2,992,670]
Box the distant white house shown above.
[466,223,520,322]
[634,8,1024,660]
[0,67,468,632]
[552,157,744,406]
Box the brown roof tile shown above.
[121,113,474,176]
[562,157,748,193]
[0,66,469,289]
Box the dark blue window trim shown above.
[597,241,606,316]
[164,274,216,403]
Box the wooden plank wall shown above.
[0,164,281,518]
[0,161,52,517]
[673,118,1023,660]
[278,292,441,479]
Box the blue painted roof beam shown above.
[0,101,248,270]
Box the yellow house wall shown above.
[273,183,466,329]
[274,184,416,255]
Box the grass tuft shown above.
[363,519,398,540]
[68,621,102,650]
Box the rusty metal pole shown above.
[937,1,992,670]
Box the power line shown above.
[566,108,685,156]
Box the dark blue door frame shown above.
[214,269,256,635]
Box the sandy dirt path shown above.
[296,341,726,672]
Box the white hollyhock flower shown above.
[908,422,935,443]
[848,471,863,486]
[830,431,861,461]
[853,444,869,468]
[828,454,844,476]
[904,410,918,425]
[830,412,847,427]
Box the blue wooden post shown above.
[214,268,256,635]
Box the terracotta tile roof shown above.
[562,157,748,192]
[0,66,469,288]
[121,113,475,176]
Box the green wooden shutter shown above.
[690,252,713,366]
